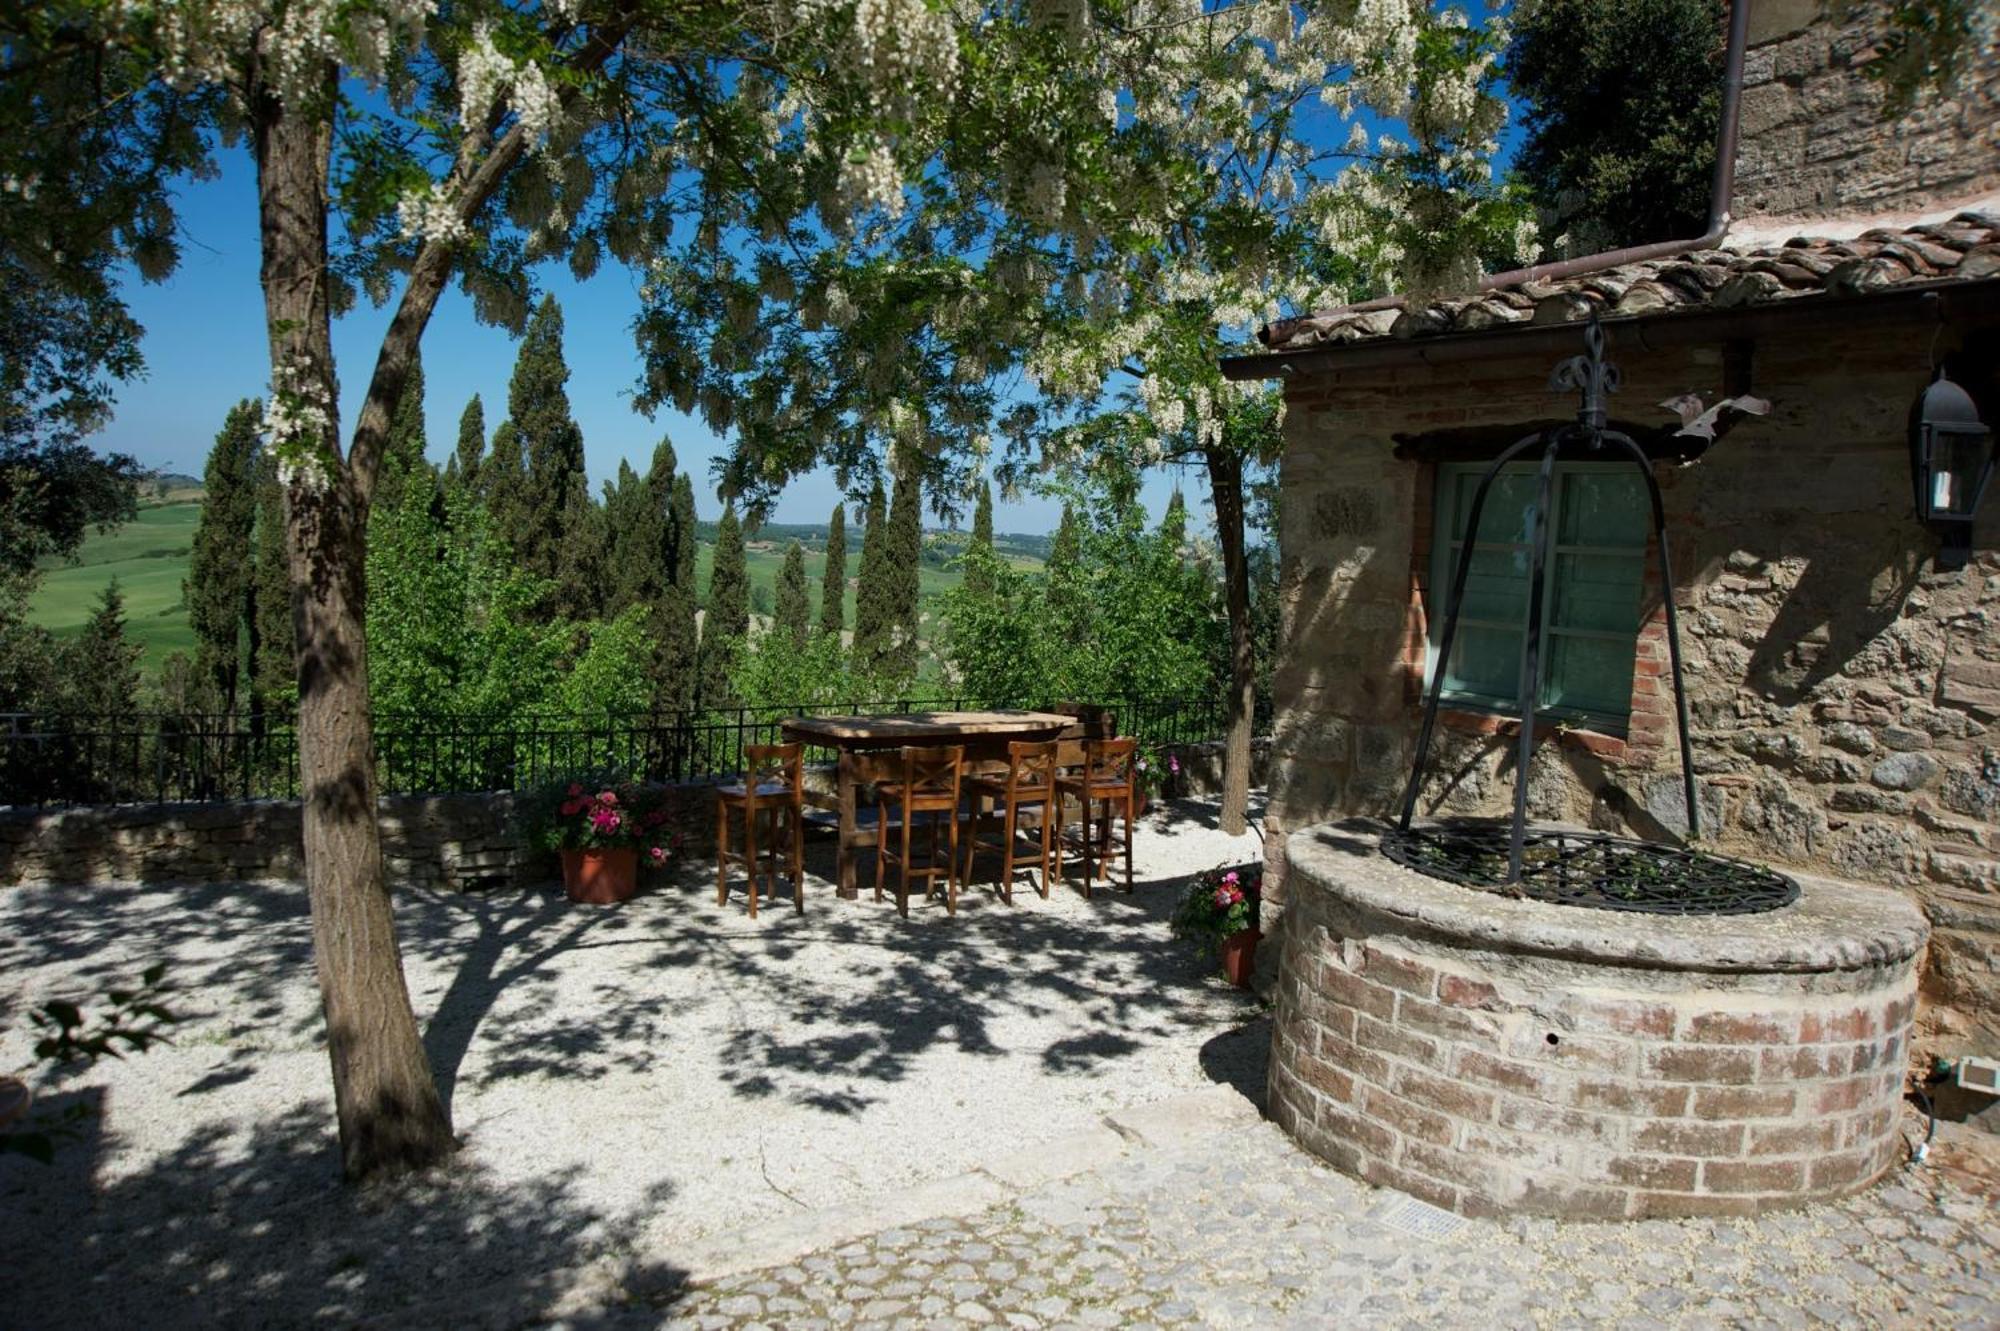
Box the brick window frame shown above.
[1403,460,1677,766]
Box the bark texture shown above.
[241,12,638,1183]
[1206,446,1255,838]
[254,78,455,1181]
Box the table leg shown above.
[837,749,858,899]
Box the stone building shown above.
[1226,4,2000,1070]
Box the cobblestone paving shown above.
[638,1118,1997,1330]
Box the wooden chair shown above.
[715,743,805,918]
[1056,737,1137,896]
[875,744,965,917]
[961,739,1058,903]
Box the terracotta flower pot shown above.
[561,847,638,905]
[1219,927,1262,989]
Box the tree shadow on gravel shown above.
[390,882,709,1105]
[404,886,676,1114]
[674,830,1270,1115]
[1145,790,1270,835]
[0,1098,689,1330]
[377,808,1273,1118]
[0,879,321,1063]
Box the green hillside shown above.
[27,501,201,671]
[27,497,1043,677]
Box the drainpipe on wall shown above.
[1257,0,1752,343]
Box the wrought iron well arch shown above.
[1382,319,1798,916]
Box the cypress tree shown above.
[250,450,296,709]
[963,479,996,598]
[374,348,429,516]
[1049,502,1081,575]
[64,581,142,719]
[484,419,526,555]
[882,465,923,679]
[819,500,847,639]
[555,487,606,620]
[852,478,890,671]
[507,295,598,618]
[601,459,649,618]
[709,501,750,642]
[186,399,262,709]
[637,441,680,590]
[775,541,810,647]
[701,500,749,704]
[1045,501,1085,639]
[1160,489,1188,548]
[451,393,485,495]
[660,472,700,706]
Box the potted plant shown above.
[524,777,676,904]
[1171,863,1263,989]
[1132,744,1179,814]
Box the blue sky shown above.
[96,149,1192,535]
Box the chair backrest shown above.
[1084,737,1137,788]
[1005,739,1058,792]
[1051,703,1118,738]
[1052,705,1116,766]
[899,744,964,801]
[745,743,803,800]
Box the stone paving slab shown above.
[596,1099,1998,1330]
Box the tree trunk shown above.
[1206,446,1255,837]
[254,80,454,1181]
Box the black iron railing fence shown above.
[1,692,1271,809]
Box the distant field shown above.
[27,501,201,671]
[28,497,1042,678]
[707,539,1041,624]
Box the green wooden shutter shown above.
[1430,463,1648,726]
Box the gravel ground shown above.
[0,796,1269,1329]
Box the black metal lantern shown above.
[1909,372,1993,570]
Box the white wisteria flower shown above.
[395,181,469,244]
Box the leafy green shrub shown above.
[938,491,1224,703]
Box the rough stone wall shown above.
[1266,327,2000,1059]
[0,785,719,890]
[1735,0,2000,221]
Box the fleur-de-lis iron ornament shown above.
[1549,317,1621,430]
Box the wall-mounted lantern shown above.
[1909,371,1993,570]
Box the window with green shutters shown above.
[1427,461,1650,730]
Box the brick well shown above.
[1269,820,1930,1220]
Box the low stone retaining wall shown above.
[1268,819,1929,1220]
[0,785,717,891]
[0,738,1265,890]
[1159,737,1271,799]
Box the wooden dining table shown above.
[780,709,1078,897]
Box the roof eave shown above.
[1219,277,2000,383]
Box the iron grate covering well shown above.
[1379,824,1800,917]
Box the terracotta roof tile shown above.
[1257,211,2000,352]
